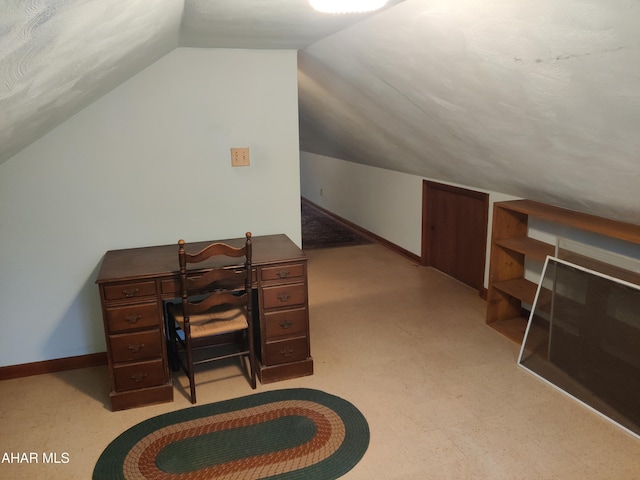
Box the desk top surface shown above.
[96,234,305,284]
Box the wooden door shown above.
[421,181,488,294]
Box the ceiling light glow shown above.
[310,0,388,14]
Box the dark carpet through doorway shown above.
[301,200,373,250]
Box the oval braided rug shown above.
[93,388,369,480]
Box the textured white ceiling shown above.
[180,0,397,48]
[0,0,398,164]
[1,0,639,224]
[300,0,640,223]
[0,0,183,162]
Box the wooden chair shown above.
[166,232,256,403]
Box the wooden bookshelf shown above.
[486,199,640,343]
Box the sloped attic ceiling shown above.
[1,0,639,225]
[0,0,183,163]
[299,0,640,224]
[0,0,400,164]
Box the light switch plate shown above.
[231,148,250,167]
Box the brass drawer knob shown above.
[277,269,290,278]
[131,372,148,382]
[128,343,145,353]
[277,293,291,302]
[122,288,140,298]
[279,320,293,329]
[124,314,142,324]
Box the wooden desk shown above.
[96,234,313,410]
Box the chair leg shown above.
[189,371,196,404]
[167,322,179,372]
[184,339,196,404]
[247,330,257,389]
[250,355,257,389]
[187,369,196,404]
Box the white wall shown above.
[301,152,640,290]
[300,151,517,285]
[300,152,424,255]
[0,48,301,367]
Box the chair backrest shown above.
[178,232,252,325]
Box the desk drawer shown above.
[263,337,309,366]
[110,330,163,363]
[106,302,160,333]
[260,263,305,282]
[264,308,307,339]
[262,283,306,310]
[104,281,157,301]
[113,358,165,392]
